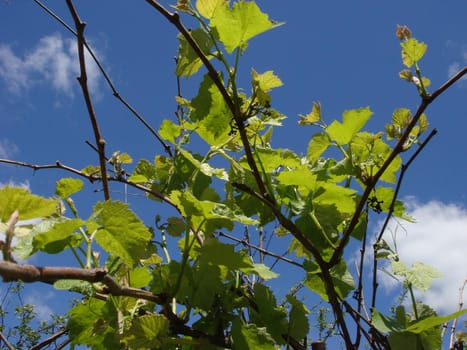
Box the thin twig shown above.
[0,331,15,350]
[449,278,466,349]
[30,328,68,350]
[231,182,354,348]
[330,66,467,267]
[217,231,302,268]
[66,0,110,200]
[145,0,272,203]
[33,0,172,156]
[371,128,437,310]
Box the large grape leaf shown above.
[0,186,56,221]
[93,201,153,266]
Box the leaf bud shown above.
[396,25,412,41]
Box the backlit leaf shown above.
[33,218,84,254]
[176,28,214,77]
[307,132,330,162]
[249,263,278,280]
[406,309,467,333]
[401,38,427,67]
[286,294,310,340]
[197,239,252,271]
[252,69,283,92]
[232,317,276,349]
[129,267,152,288]
[392,108,411,127]
[0,186,57,221]
[159,119,181,143]
[211,1,281,53]
[55,178,83,199]
[327,107,373,145]
[94,201,153,266]
[189,74,231,145]
[196,0,227,19]
[392,261,441,291]
[299,102,321,125]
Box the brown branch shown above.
[2,210,18,262]
[65,0,110,200]
[33,0,172,156]
[0,157,205,245]
[231,183,354,348]
[330,67,467,267]
[371,128,437,311]
[145,0,272,203]
[30,328,68,350]
[0,261,168,304]
[0,331,15,350]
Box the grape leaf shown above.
[327,107,373,146]
[401,38,427,67]
[211,1,281,53]
[188,74,231,145]
[0,186,56,221]
[307,132,330,162]
[55,178,83,199]
[232,317,276,349]
[32,218,84,254]
[158,119,181,143]
[176,28,214,77]
[286,294,310,340]
[196,0,226,19]
[391,261,441,291]
[94,201,153,266]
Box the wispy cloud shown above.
[0,180,30,189]
[0,138,18,158]
[24,290,56,321]
[380,200,467,314]
[446,41,467,81]
[0,33,102,97]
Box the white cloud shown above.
[0,138,18,158]
[24,290,56,321]
[380,200,467,314]
[0,180,30,189]
[0,33,101,97]
[446,42,467,80]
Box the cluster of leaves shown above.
[0,282,67,349]
[0,1,466,350]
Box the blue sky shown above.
[1,0,466,347]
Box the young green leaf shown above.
[32,218,84,254]
[129,267,152,288]
[232,317,276,349]
[307,132,330,162]
[286,294,310,340]
[176,28,214,77]
[406,309,467,334]
[252,69,283,92]
[401,38,427,67]
[55,178,84,199]
[94,201,153,266]
[326,107,373,146]
[196,0,227,19]
[197,239,252,271]
[251,283,288,344]
[158,119,181,143]
[391,261,442,291]
[0,186,57,221]
[188,74,231,145]
[211,1,281,53]
[299,101,321,125]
